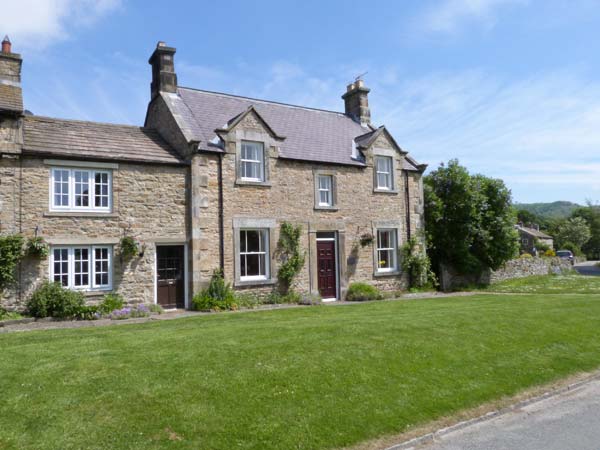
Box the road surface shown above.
[574,260,600,276]
[411,379,600,450]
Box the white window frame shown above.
[50,168,112,212]
[240,141,265,182]
[375,156,393,191]
[376,229,398,273]
[317,175,333,207]
[239,229,270,281]
[49,245,113,290]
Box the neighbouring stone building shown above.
[0,38,426,310]
[515,223,554,254]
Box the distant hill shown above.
[515,201,582,219]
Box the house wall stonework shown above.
[191,113,425,299]
[1,156,188,310]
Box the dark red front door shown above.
[157,245,185,309]
[317,240,337,299]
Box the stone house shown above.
[515,223,554,254]
[0,38,426,310]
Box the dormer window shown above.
[240,141,265,182]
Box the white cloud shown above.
[419,0,526,34]
[372,67,600,202]
[0,0,121,49]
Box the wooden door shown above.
[156,245,185,309]
[317,240,337,299]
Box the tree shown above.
[424,160,519,275]
[571,203,600,259]
[555,217,591,251]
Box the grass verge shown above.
[2,293,600,449]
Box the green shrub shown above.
[235,292,263,309]
[192,269,236,311]
[266,290,302,305]
[519,252,533,259]
[98,293,125,314]
[0,234,24,290]
[148,304,164,314]
[346,282,382,302]
[544,249,556,257]
[561,241,584,257]
[299,292,322,305]
[76,305,99,320]
[27,281,85,319]
[0,308,23,321]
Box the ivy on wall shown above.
[276,222,305,294]
[0,234,24,291]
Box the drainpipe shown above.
[404,170,411,241]
[217,153,225,273]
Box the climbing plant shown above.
[401,237,437,289]
[276,222,305,293]
[0,234,24,291]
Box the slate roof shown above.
[517,225,553,240]
[0,84,23,113]
[22,116,185,165]
[162,87,424,168]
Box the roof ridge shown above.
[24,115,151,130]
[177,86,354,118]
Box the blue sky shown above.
[2,0,600,204]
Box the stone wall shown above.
[440,257,574,291]
[1,156,188,310]
[486,257,573,284]
[192,111,425,299]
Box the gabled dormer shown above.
[214,106,285,187]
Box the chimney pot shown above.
[2,35,11,54]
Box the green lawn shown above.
[3,294,600,449]
[487,273,600,294]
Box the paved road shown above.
[412,380,600,450]
[574,260,600,276]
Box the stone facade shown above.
[1,39,427,310]
[186,110,425,299]
[1,156,188,310]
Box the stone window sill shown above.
[82,289,112,297]
[373,270,401,278]
[373,189,399,195]
[314,205,339,212]
[235,179,272,188]
[234,278,277,287]
[44,211,119,218]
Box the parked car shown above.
[556,250,574,264]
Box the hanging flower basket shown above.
[26,236,49,258]
[359,233,374,248]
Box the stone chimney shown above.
[0,35,24,154]
[148,41,177,99]
[342,79,371,126]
